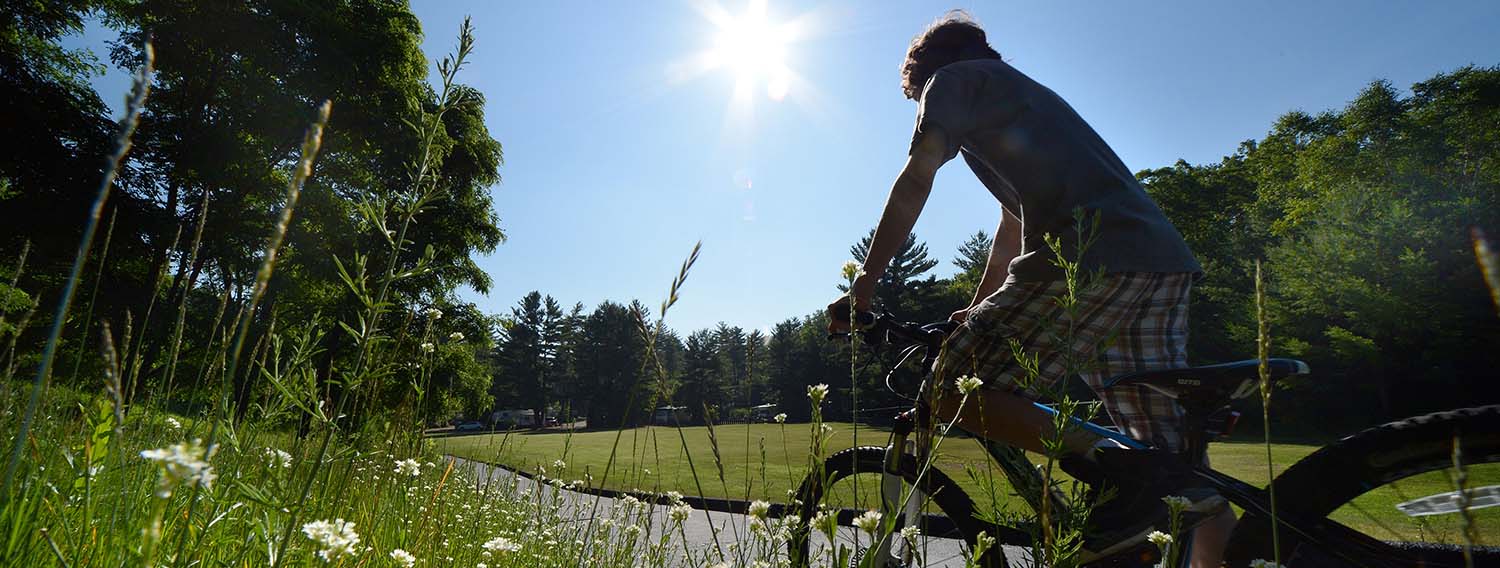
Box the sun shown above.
[705,0,794,101]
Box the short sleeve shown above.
[910,69,972,163]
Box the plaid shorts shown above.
[933,272,1194,452]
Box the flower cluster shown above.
[1161,495,1191,509]
[302,518,361,562]
[773,413,787,423]
[1147,530,1172,547]
[747,500,770,520]
[426,308,443,320]
[164,417,182,430]
[482,536,520,554]
[853,510,883,535]
[841,260,864,281]
[420,342,435,353]
[395,458,421,477]
[449,331,465,342]
[139,439,216,497]
[670,503,693,523]
[389,548,416,568]
[264,447,293,469]
[955,375,984,396]
[807,384,829,407]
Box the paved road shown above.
[453,456,1032,567]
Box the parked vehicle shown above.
[454,421,485,432]
[749,403,778,423]
[490,409,537,429]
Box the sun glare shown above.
[706,0,794,101]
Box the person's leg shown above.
[1064,273,1230,559]
[932,386,1099,455]
[1077,273,1191,453]
[931,275,1155,454]
[1191,508,1237,568]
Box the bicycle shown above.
[786,311,1500,567]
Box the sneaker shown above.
[1062,448,1229,562]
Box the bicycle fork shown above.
[875,409,927,566]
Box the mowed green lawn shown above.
[435,422,1497,545]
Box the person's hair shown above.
[900,10,1001,99]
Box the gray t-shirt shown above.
[912,58,1201,283]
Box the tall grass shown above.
[3,43,153,495]
[0,20,698,568]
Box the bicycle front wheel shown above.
[786,446,1006,568]
[1226,405,1500,567]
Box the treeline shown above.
[1142,67,1500,432]
[489,232,986,427]
[491,66,1500,433]
[1,2,500,425]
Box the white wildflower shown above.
[395,458,421,477]
[899,525,920,543]
[552,459,567,470]
[420,342,435,353]
[449,331,465,342]
[853,510,882,535]
[841,260,863,281]
[955,375,984,396]
[164,417,182,430]
[482,536,520,553]
[139,439,216,497]
[748,500,770,520]
[1147,530,1173,547]
[389,548,416,568]
[426,308,442,320]
[670,503,692,523]
[1161,495,1191,509]
[666,490,684,504]
[773,413,787,423]
[301,518,361,562]
[811,510,835,535]
[264,447,292,469]
[820,423,834,435]
[807,383,829,406]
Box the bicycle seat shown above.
[1102,359,1310,400]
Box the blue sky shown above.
[68,1,1500,334]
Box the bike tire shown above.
[1226,405,1500,567]
[787,446,1007,568]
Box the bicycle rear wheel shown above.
[1226,405,1500,567]
[787,446,1007,568]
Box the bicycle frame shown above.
[852,313,1414,568]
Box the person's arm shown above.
[827,132,949,330]
[972,208,1021,303]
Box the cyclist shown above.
[827,11,1234,566]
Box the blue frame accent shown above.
[1032,401,1148,449]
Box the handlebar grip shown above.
[829,302,876,327]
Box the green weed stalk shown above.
[3,43,153,495]
[1255,260,1281,562]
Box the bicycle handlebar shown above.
[828,309,950,349]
